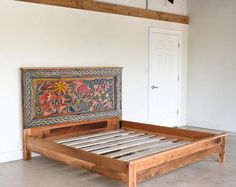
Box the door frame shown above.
[148,28,182,126]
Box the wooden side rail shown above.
[137,145,221,183]
[121,120,216,141]
[125,134,226,187]
[132,134,226,172]
[26,136,128,182]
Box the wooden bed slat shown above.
[92,137,164,155]
[106,139,176,158]
[73,133,145,149]
[56,130,124,144]
[60,131,133,146]
[119,141,187,161]
[81,134,156,151]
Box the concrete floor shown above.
[0,129,235,187]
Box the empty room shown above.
[0,0,235,187]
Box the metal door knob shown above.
[151,85,159,89]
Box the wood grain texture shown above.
[219,136,226,163]
[132,134,226,172]
[23,118,226,187]
[23,129,32,160]
[137,145,221,183]
[31,117,120,140]
[126,164,137,187]
[121,120,215,140]
[120,141,187,161]
[27,136,127,173]
[16,0,189,24]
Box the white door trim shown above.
[148,28,182,126]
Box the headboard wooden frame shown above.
[21,67,122,129]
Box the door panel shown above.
[149,31,179,126]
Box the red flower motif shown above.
[74,80,90,97]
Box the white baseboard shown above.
[0,150,23,164]
[0,150,40,164]
[178,119,187,126]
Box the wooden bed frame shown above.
[22,68,226,187]
[23,117,226,187]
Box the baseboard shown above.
[178,119,187,126]
[0,150,40,164]
[0,150,23,164]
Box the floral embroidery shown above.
[33,77,114,118]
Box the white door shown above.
[149,29,180,127]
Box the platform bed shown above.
[23,117,226,187]
[22,67,226,187]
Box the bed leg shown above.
[126,163,137,187]
[218,136,225,163]
[23,130,32,160]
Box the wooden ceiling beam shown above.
[16,0,189,24]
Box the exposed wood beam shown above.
[16,0,189,24]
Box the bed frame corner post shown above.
[126,163,137,187]
[23,129,32,160]
[219,136,226,163]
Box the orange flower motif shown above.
[54,81,67,93]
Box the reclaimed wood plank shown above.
[82,135,156,151]
[60,131,132,146]
[28,136,127,173]
[73,133,145,148]
[219,136,226,163]
[126,164,137,187]
[17,0,189,24]
[56,130,124,143]
[119,141,187,161]
[121,121,215,140]
[106,139,175,158]
[137,145,221,183]
[133,134,226,172]
[92,137,163,155]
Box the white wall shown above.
[0,0,188,163]
[187,0,236,132]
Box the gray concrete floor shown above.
[0,128,235,187]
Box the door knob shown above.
[151,85,158,89]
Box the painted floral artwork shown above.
[32,77,114,118]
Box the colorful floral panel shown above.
[33,77,114,118]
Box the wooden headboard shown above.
[21,67,122,136]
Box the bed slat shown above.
[105,139,175,158]
[56,130,125,144]
[92,137,165,155]
[61,132,134,146]
[119,141,188,161]
[73,133,145,149]
[82,135,156,151]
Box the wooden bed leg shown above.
[219,136,225,163]
[23,129,32,160]
[126,163,137,187]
